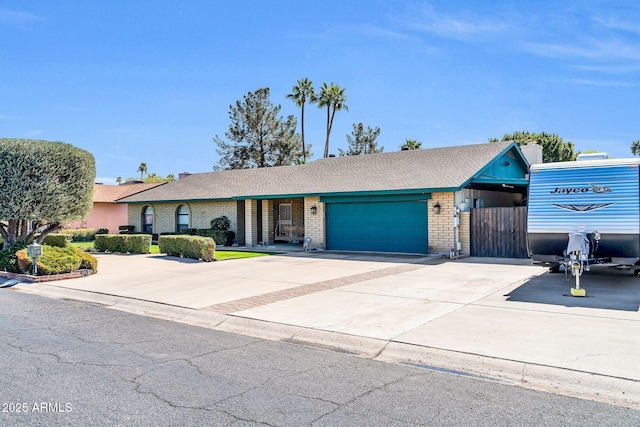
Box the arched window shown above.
[142,206,153,233]
[176,205,189,232]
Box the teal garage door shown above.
[326,200,428,253]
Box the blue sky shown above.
[3,1,640,184]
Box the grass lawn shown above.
[70,242,276,260]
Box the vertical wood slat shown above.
[471,207,528,258]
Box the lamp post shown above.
[27,241,43,275]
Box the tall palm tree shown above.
[286,78,316,163]
[317,82,348,158]
[137,162,148,180]
[631,140,640,157]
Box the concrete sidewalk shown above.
[10,252,640,409]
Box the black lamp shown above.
[433,202,441,214]
[311,205,317,215]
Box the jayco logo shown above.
[550,184,612,194]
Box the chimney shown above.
[520,141,543,165]
[179,172,192,179]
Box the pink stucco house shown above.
[67,182,164,234]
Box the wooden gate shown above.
[470,207,528,258]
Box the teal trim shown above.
[321,193,431,203]
[458,143,530,189]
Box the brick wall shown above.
[459,211,470,254]
[126,201,237,234]
[428,192,455,253]
[304,196,325,248]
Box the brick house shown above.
[117,141,530,255]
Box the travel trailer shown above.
[527,158,640,276]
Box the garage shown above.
[324,196,429,254]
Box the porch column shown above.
[304,196,326,248]
[244,199,257,246]
[262,199,273,245]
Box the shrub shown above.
[118,225,135,234]
[96,228,109,235]
[211,215,231,231]
[94,234,152,254]
[65,228,100,242]
[76,247,98,273]
[42,233,72,247]
[158,235,215,260]
[16,245,97,275]
[196,229,227,246]
[0,242,27,273]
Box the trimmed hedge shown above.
[63,228,101,242]
[17,246,98,275]
[94,234,152,254]
[158,235,216,261]
[194,229,234,246]
[42,233,73,247]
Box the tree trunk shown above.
[301,102,306,162]
[324,106,331,158]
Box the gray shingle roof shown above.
[118,141,517,203]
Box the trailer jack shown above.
[568,253,586,297]
[564,233,590,297]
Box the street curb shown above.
[10,283,640,410]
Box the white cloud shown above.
[403,4,511,41]
[0,8,43,25]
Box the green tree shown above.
[317,82,348,158]
[339,123,383,156]
[400,138,422,150]
[137,162,148,180]
[116,176,122,185]
[631,140,640,157]
[0,138,95,249]
[490,131,577,163]
[214,88,305,169]
[286,78,316,163]
[139,172,176,183]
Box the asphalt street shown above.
[1,290,639,426]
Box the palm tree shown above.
[286,78,316,163]
[137,162,148,180]
[400,138,422,150]
[317,82,348,158]
[631,140,640,157]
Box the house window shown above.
[142,206,153,233]
[176,205,189,233]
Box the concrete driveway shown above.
[12,251,640,408]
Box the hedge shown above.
[42,233,73,247]
[17,246,98,275]
[62,228,104,242]
[195,229,235,246]
[158,235,216,261]
[94,234,152,254]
